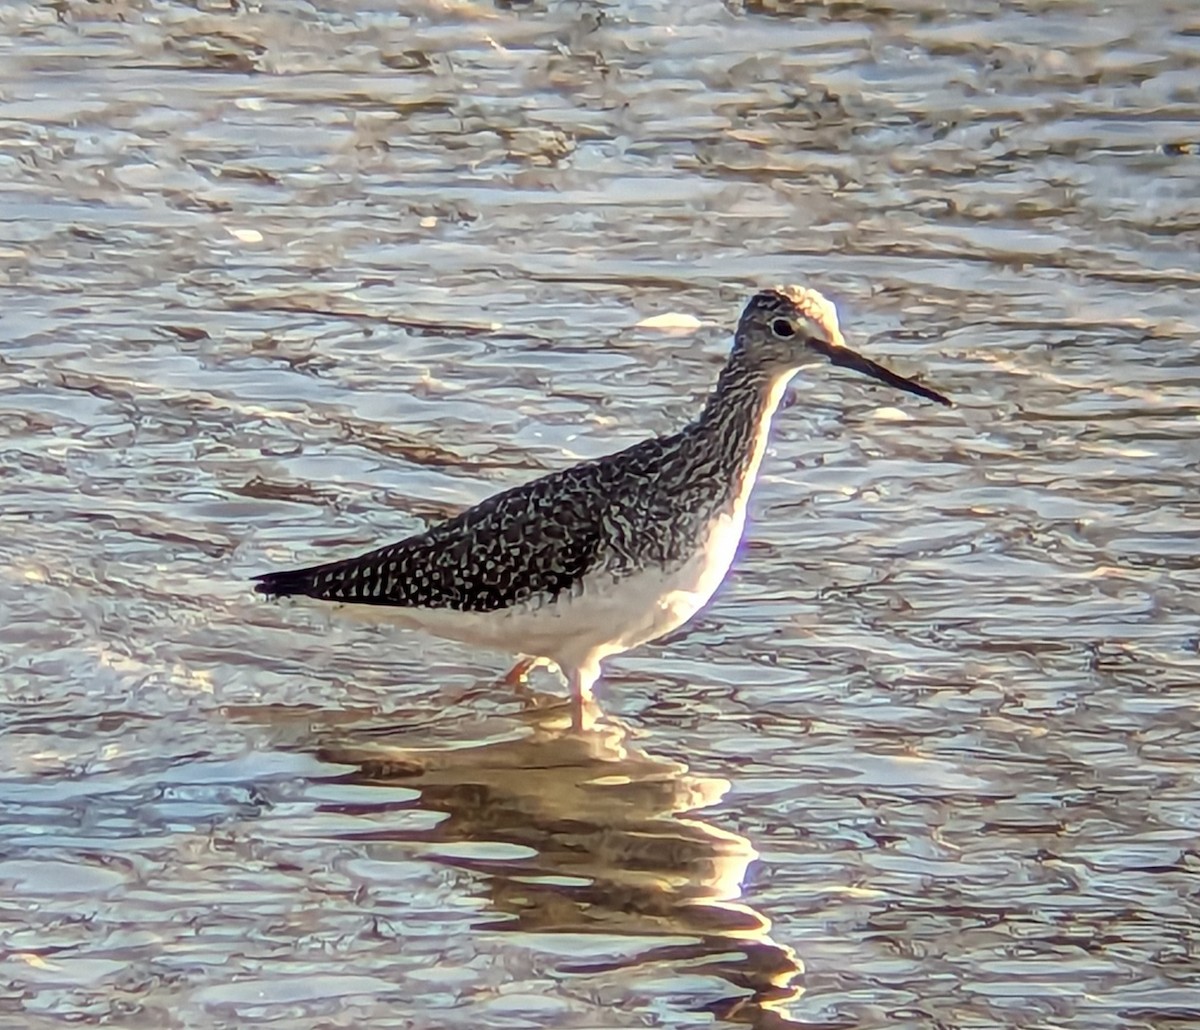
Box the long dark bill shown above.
[808,338,952,407]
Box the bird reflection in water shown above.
[316,689,803,1026]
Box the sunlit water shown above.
[2,1,1198,1027]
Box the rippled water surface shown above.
[3,1,1199,1027]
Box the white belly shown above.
[320,506,749,671]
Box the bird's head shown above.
[734,286,951,407]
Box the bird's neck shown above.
[686,355,794,503]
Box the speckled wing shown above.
[253,437,671,613]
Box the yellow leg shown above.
[499,656,539,691]
[566,662,600,732]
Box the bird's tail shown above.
[252,550,395,604]
[252,566,320,599]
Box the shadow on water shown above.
[296,690,804,1026]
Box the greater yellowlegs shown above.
[254,286,950,724]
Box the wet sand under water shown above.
[2,1,1199,1027]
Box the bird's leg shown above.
[566,662,600,732]
[498,656,539,695]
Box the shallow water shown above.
[2,0,1199,1027]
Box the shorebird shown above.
[254,286,950,726]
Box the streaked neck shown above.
[686,357,795,497]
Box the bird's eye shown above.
[771,318,795,338]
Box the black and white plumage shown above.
[254,286,950,724]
